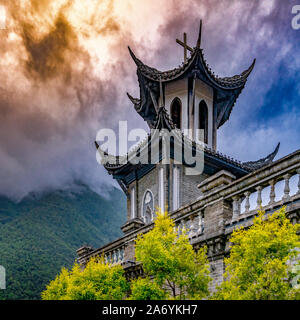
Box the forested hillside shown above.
[0,185,126,300]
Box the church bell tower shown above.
[96,21,279,235]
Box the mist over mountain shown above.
[0,184,126,300]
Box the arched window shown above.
[170,98,182,129]
[142,190,154,224]
[199,100,208,144]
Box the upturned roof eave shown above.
[128,46,255,91]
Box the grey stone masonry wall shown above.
[203,199,232,236]
[181,169,208,206]
[194,197,231,291]
[137,167,159,219]
[209,257,224,292]
[126,194,131,221]
[126,168,159,222]
[124,239,136,263]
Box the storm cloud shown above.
[0,0,299,200]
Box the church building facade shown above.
[77,21,300,291]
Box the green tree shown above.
[42,257,129,300]
[214,207,300,300]
[129,277,166,300]
[132,210,211,300]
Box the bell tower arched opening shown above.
[170,98,182,129]
[199,100,208,144]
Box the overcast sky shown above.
[0,0,299,200]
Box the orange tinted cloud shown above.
[0,0,296,199]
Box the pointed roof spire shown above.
[128,46,141,67]
[196,19,202,49]
[241,58,256,77]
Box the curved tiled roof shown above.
[128,46,255,90]
[242,143,280,171]
[126,93,141,111]
[95,108,279,175]
[153,106,176,131]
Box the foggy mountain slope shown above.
[0,184,126,300]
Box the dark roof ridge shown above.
[128,45,255,90]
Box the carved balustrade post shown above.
[269,179,276,205]
[282,174,291,200]
[120,248,123,262]
[122,246,125,262]
[244,191,251,213]
[256,186,262,209]
[189,216,196,238]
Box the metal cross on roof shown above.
[176,20,202,64]
[176,33,193,64]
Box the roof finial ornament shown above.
[196,19,202,49]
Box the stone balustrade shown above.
[227,165,300,222]
[77,243,125,266]
[175,211,204,239]
[104,245,125,265]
